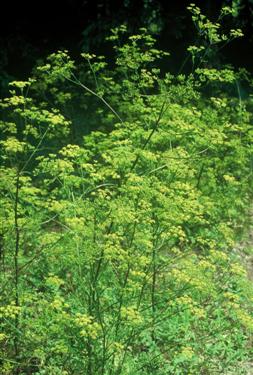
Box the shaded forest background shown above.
[1,0,253,98]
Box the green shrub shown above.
[0,4,252,374]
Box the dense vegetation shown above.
[0,4,252,374]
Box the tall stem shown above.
[151,244,156,341]
[14,171,20,373]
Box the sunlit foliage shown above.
[0,4,252,374]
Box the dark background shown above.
[0,0,253,89]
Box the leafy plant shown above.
[0,4,252,375]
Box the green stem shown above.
[14,171,20,374]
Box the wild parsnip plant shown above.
[0,4,252,375]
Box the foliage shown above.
[0,4,252,375]
[187,2,244,70]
